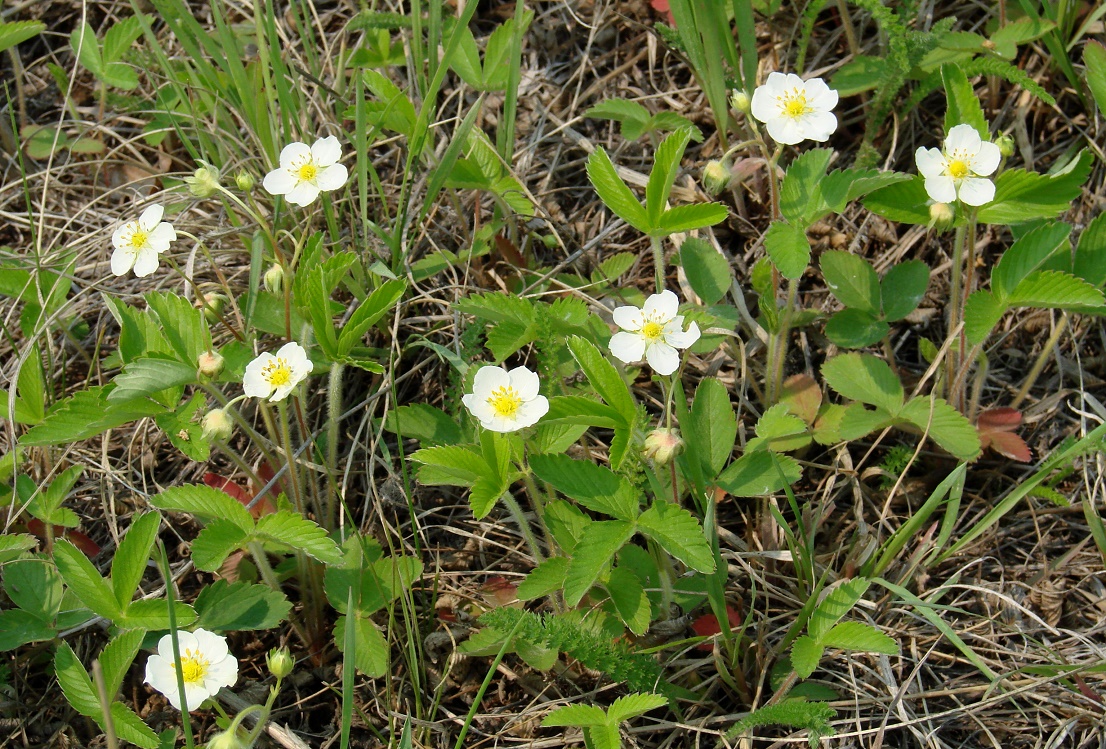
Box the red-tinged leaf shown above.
[204,472,251,502]
[437,608,457,623]
[976,407,1022,431]
[493,233,526,269]
[250,464,283,516]
[650,0,675,25]
[779,374,823,425]
[25,519,101,558]
[985,430,1032,462]
[481,576,519,607]
[691,605,741,651]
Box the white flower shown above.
[262,136,348,206]
[915,123,1001,207]
[110,204,176,277]
[609,290,701,376]
[462,365,549,433]
[144,628,238,712]
[750,72,839,145]
[242,342,312,401]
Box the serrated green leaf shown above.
[1084,40,1106,116]
[563,521,635,606]
[533,422,589,454]
[779,149,833,226]
[102,16,143,63]
[830,55,886,96]
[529,454,640,521]
[587,148,649,233]
[411,445,490,485]
[654,203,728,236]
[517,557,569,600]
[566,336,636,426]
[687,377,737,481]
[117,598,196,631]
[646,128,693,225]
[542,703,609,727]
[607,692,668,724]
[825,308,889,349]
[190,520,249,571]
[338,280,406,355]
[1074,213,1106,288]
[383,403,461,445]
[820,620,899,654]
[963,289,1007,344]
[470,476,508,519]
[194,580,291,631]
[822,353,903,415]
[899,397,981,461]
[544,500,589,554]
[53,540,121,620]
[992,222,1072,300]
[680,237,731,305]
[55,642,101,718]
[255,511,343,565]
[145,291,210,365]
[836,403,894,441]
[976,151,1093,225]
[637,502,714,573]
[542,395,623,429]
[0,20,45,54]
[69,23,103,77]
[147,484,254,533]
[942,65,989,141]
[764,221,810,280]
[20,386,169,446]
[585,99,651,127]
[110,702,160,749]
[334,614,389,677]
[99,628,144,698]
[790,635,824,679]
[1007,270,1105,309]
[111,512,160,609]
[3,559,62,622]
[716,450,802,497]
[0,534,37,563]
[605,566,651,635]
[747,403,811,453]
[456,292,534,324]
[863,176,935,225]
[586,724,622,749]
[597,252,636,282]
[821,251,880,314]
[0,609,56,650]
[809,578,871,641]
[881,261,930,321]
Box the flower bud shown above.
[201,409,233,442]
[201,293,227,324]
[928,202,955,231]
[197,351,225,380]
[184,161,221,199]
[643,428,683,465]
[205,730,246,749]
[235,170,255,192]
[730,89,750,114]
[263,264,284,294]
[266,647,294,679]
[702,160,731,196]
[994,133,1015,158]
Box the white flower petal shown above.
[139,204,164,228]
[664,320,701,349]
[157,631,198,660]
[111,248,135,276]
[645,342,680,375]
[285,181,321,206]
[923,176,958,204]
[957,177,995,206]
[243,353,276,398]
[131,248,161,277]
[202,657,238,692]
[311,136,343,166]
[612,305,644,331]
[111,223,131,250]
[190,629,229,662]
[971,141,1001,176]
[316,163,348,191]
[181,682,212,712]
[263,168,298,195]
[471,365,511,397]
[915,147,947,179]
[462,394,495,422]
[484,414,521,432]
[269,382,295,401]
[765,116,806,145]
[276,342,309,368]
[779,73,806,92]
[507,366,540,401]
[801,110,837,141]
[643,290,678,322]
[750,85,778,123]
[146,222,176,252]
[278,141,311,167]
[804,78,839,110]
[945,123,982,154]
[514,396,549,429]
[609,331,646,364]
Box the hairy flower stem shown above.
[1012,313,1069,409]
[324,364,344,531]
[247,541,310,649]
[501,492,545,563]
[521,469,555,558]
[650,235,665,293]
[767,279,798,404]
[761,145,791,405]
[946,223,968,405]
[155,543,195,749]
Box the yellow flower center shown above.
[261,357,293,387]
[173,649,210,684]
[779,90,810,119]
[125,223,148,251]
[297,162,318,182]
[641,321,665,342]
[487,386,522,418]
[947,159,969,179]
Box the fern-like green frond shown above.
[724,699,838,748]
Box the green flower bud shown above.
[928,202,955,231]
[702,160,731,196]
[202,293,227,324]
[643,428,683,465]
[266,647,294,679]
[184,161,221,198]
[263,264,284,294]
[201,409,233,442]
[197,351,225,380]
[235,170,255,192]
[994,133,1015,158]
[730,89,750,114]
[205,730,246,749]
